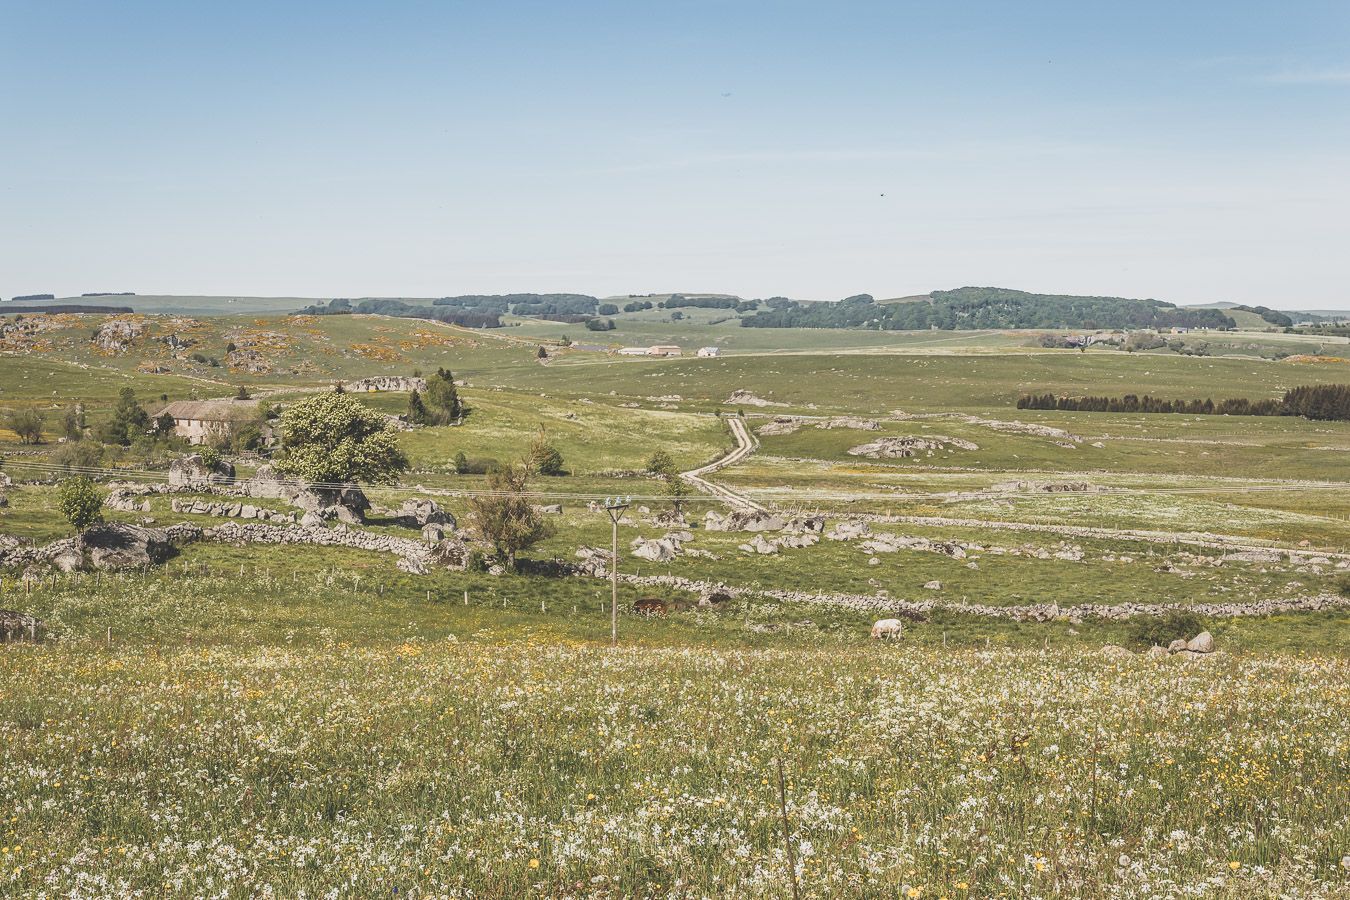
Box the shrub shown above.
[197,447,222,471]
[57,476,104,531]
[1126,611,1209,650]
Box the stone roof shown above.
[153,399,259,422]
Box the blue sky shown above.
[2,0,1348,306]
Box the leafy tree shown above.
[646,450,674,476]
[664,470,691,514]
[95,387,150,445]
[536,346,549,359]
[57,476,104,531]
[645,449,688,512]
[154,412,177,436]
[234,385,251,400]
[5,408,45,444]
[274,392,409,485]
[528,427,565,476]
[598,303,619,316]
[407,389,430,425]
[423,368,461,424]
[453,450,468,474]
[469,462,554,570]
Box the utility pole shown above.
[602,496,631,646]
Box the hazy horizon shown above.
[4,1,1348,307]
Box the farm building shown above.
[696,346,720,357]
[151,399,268,446]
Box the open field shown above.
[2,569,1347,897]
[3,306,1349,897]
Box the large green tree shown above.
[95,387,150,446]
[275,392,409,485]
[423,368,461,424]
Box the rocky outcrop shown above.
[242,465,368,522]
[343,376,427,393]
[725,390,785,407]
[16,523,204,573]
[398,498,453,528]
[92,318,144,353]
[848,436,979,458]
[168,454,236,489]
[704,509,785,532]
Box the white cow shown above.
[870,618,904,639]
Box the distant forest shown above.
[1,304,134,315]
[739,287,1237,331]
[1018,384,1350,421]
[298,293,634,327]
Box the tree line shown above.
[1017,384,1350,421]
[741,287,1238,331]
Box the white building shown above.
[617,347,649,356]
[696,346,720,358]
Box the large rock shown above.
[631,537,679,562]
[1100,645,1135,661]
[400,498,453,527]
[826,520,871,541]
[1185,631,1214,654]
[78,523,178,570]
[169,454,235,488]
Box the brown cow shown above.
[633,597,668,616]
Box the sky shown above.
[2,0,1348,307]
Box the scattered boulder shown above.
[738,534,780,555]
[826,520,871,541]
[1100,645,1135,661]
[704,509,785,532]
[923,580,942,591]
[631,537,679,563]
[399,498,453,527]
[1185,631,1215,654]
[1147,645,1170,660]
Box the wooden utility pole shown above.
[602,497,631,646]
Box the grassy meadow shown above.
[3,303,1350,896]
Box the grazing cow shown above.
[870,618,903,639]
[633,597,668,616]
